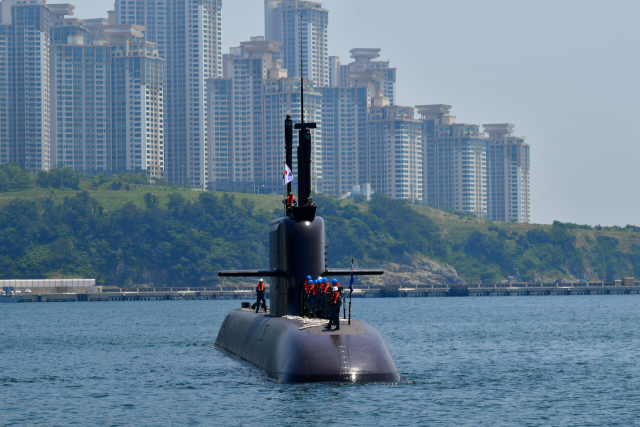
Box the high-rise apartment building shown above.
[318,86,368,195]
[485,123,530,223]
[115,0,222,187]
[418,105,487,217]
[263,76,323,192]
[0,21,14,167]
[367,105,422,202]
[266,0,329,87]
[209,36,322,193]
[211,37,282,190]
[44,2,164,177]
[0,0,51,171]
[337,48,396,105]
[320,50,396,196]
[0,1,163,177]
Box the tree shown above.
[36,165,83,190]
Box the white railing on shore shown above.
[1,279,95,288]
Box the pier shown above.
[5,280,640,302]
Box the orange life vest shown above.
[286,195,296,206]
[257,282,265,292]
[330,292,340,305]
[304,280,310,294]
[311,284,318,297]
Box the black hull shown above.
[215,309,401,383]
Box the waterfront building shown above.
[115,0,222,187]
[367,105,422,202]
[265,0,329,87]
[418,105,487,217]
[208,37,322,194]
[0,0,52,171]
[485,123,530,223]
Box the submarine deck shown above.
[216,308,400,383]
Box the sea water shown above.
[1,296,640,426]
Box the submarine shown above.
[215,73,401,383]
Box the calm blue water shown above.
[2,296,640,426]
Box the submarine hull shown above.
[216,308,401,383]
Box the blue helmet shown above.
[306,275,312,280]
[331,279,338,285]
[323,278,329,283]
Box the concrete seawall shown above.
[7,281,640,303]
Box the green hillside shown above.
[0,163,639,286]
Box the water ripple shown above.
[1,297,640,425]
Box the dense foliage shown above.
[0,163,33,191]
[0,191,269,286]
[0,186,638,286]
[36,166,84,190]
[312,193,446,267]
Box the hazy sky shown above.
[72,0,640,226]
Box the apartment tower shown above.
[266,0,329,87]
[485,123,530,223]
[337,48,396,105]
[0,0,51,171]
[209,36,322,193]
[367,105,422,202]
[115,0,222,187]
[419,104,487,217]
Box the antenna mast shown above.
[300,12,304,124]
[294,10,316,205]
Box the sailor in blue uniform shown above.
[326,286,342,330]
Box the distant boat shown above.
[0,287,24,303]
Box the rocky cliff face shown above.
[359,259,466,287]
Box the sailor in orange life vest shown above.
[323,278,332,317]
[255,278,267,313]
[282,192,297,213]
[309,279,319,318]
[302,275,312,316]
[331,279,343,296]
[326,286,342,330]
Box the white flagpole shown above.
[283,162,287,217]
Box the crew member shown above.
[283,192,296,213]
[255,278,267,313]
[306,197,317,207]
[302,275,312,317]
[320,278,330,318]
[309,280,319,318]
[326,286,342,330]
[331,279,344,296]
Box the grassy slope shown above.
[0,183,283,212]
[414,205,640,255]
